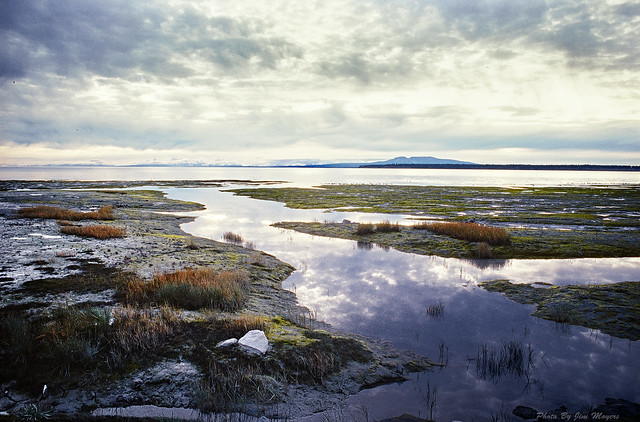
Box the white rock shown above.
[216,338,238,348]
[238,330,269,355]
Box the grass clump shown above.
[375,220,400,233]
[355,221,401,235]
[18,205,114,220]
[415,221,510,246]
[475,242,493,258]
[105,306,179,366]
[355,223,376,235]
[0,304,180,391]
[223,231,244,244]
[59,224,126,239]
[121,268,250,311]
[279,330,373,384]
[426,301,445,318]
[476,339,535,382]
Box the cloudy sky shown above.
[1,0,639,166]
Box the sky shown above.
[1,0,639,166]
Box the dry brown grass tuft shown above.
[475,242,493,258]
[223,231,244,244]
[355,223,376,235]
[375,220,400,233]
[122,268,250,311]
[60,224,126,239]
[107,305,179,356]
[414,221,510,246]
[355,221,400,235]
[215,314,271,335]
[18,205,114,220]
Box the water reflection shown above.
[168,187,640,421]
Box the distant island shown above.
[292,156,475,168]
[360,163,640,171]
[289,156,639,171]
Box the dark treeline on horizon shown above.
[360,163,640,172]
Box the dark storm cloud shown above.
[432,0,640,71]
[616,2,640,17]
[433,0,548,40]
[316,52,412,85]
[312,0,639,85]
[0,1,162,79]
[0,1,302,82]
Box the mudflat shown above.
[0,181,433,421]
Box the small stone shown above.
[238,330,269,355]
[512,405,538,420]
[216,338,238,348]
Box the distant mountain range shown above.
[13,156,638,170]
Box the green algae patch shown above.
[269,325,374,384]
[274,221,638,259]
[275,221,476,259]
[255,183,640,259]
[229,184,640,227]
[267,316,317,347]
[479,280,640,340]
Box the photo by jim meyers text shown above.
[537,412,620,421]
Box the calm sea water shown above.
[1,165,639,187]
[3,166,640,420]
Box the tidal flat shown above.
[230,184,640,259]
[227,183,640,346]
[479,279,640,341]
[0,181,432,421]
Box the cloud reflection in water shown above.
[172,187,640,420]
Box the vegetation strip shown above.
[228,184,640,228]
[479,279,640,340]
[120,268,250,311]
[18,205,115,220]
[228,184,640,259]
[59,224,126,239]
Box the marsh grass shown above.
[355,221,400,235]
[196,358,282,412]
[121,268,250,311]
[426,301,445,318]
[280,330,373,384]
[355,223,376,235]
[476,339,535,382]
[59,224,126,239]
[105,306,179,368]
[284,306,318,329]
[192,317,373,411]
[18,205,114,221]
[414,221,510,246]
[17,403,53,421]
[215,314,271,336]
[375,220,400,233]
[38,305,111,376]
[475,242,493,258]
[185,237,200,250]
[544,303,574,324]
[223,231,244,244]
[0,304,181,390]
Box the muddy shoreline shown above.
[0,182,433,421]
